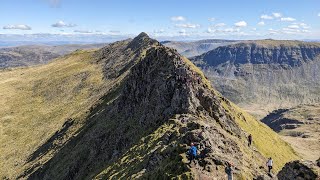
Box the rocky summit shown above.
[1,33,298,179]
[192,40,320,118]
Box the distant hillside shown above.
[0,33,298,179]
[192,40,320,118]
[162,39,237,57]
[261,104,320,161]
[0,43,107,68]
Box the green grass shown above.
[221,100,299,173]
[0,50,110,179]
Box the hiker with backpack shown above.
[266,157,273,174]
[187,142,198,164]
[225,161,234,180]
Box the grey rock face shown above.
[192,40,320,116]
[277,160,318,180]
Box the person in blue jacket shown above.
[188,142,198,164]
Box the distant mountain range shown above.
[192,40,320,118]
[162,39,237,57]
[0,43,107,68]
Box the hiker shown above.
[187,142,198,164]
[225,162,234,180]
[248,134,252,147]
[266,157,273,174]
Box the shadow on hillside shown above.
[26,119,74,163]
[23,79,175,179]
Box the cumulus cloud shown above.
[299,23,310,29]
[3,24,31,30]
[234,21,247,27]
[261,14,273,20]
[208,17,215,22]
[175,23,200,28]
[258,21,265,26]
[287,25,299,29]
[171,16,186,21]
[272,12,282,18]
[223,28,240,33]
[74,30,92,33]
[52,20,76,28]
[213,23,226,28]
[280,17,296,22]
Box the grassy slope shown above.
[0,50,108,178]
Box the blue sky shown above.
[0,0,320,41]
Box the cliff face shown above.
[193,40,320,117]
[201,42,320,67]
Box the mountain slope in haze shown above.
[162,39,237,58]
[0,43,106,68]
[192,40,320,118]
[261,104,320,161]
[0,33,297,179]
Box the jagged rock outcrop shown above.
[277,160,319,180]
[192,40,320,118]
[22,33,298,179]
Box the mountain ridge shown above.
[0,33,298,179]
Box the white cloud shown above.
[207,27,214,33]
[258,21,265,26]
[74,30,92,33]
[175,23,200,28]
[302,29,311,33]
[252,28,257,31]
[234,21,247,27]
[52,20,76,28]
[171,16,186,21]
[299,23,310,29]
[213,23,226,28]
[223,28,240,33]
[208,17,215,22]
[318,13,320,17]
[280,17,296,22]
[272,12,282,18]
[261,14,273,20]
[3,24,31,30]
[288,25,299,29]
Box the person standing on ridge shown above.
[225,162,234,180]
[266,157,273,174]
[188,142,197,164]
[248,134,252,147]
